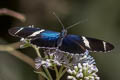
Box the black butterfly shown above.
[8,26,114,54]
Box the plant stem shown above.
[43,67,53,80]
[59,68,67,79]
[58,65,65,79]
[33,46,41,57]
[54,64,59,80]
[55,65,67,80]
[59,65,64,75]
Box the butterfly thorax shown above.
[57,29,67,48]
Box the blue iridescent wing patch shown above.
[30,30,60,48]
[8,27,114,54]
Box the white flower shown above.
[76,73,83,78]
[67,76,77,80]
[67,61,100,80]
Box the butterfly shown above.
[8,12,114,54]
[8,26,114,54]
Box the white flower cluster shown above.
[67,63,100,80]
[35,49,96,68]
[34,49,100,80]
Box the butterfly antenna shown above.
[52,12,65,30]
[66,19,88,30]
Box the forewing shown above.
[83,36,114,52]
[8,27,44,39]
[30,30,60,48]
[9,27,60,48]
[59,35,114,53]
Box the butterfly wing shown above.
[9,27,60,48]
[59,35,114,53]
[8,27,44,39]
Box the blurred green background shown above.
[0,0,119,80]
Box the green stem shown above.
[59,68,67,79]
[59,65,64,75]
[43,67,53,80]
[54,64,59,80]
[55,65,67,80]
[34,71,49,80]
[33,46,41,57]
